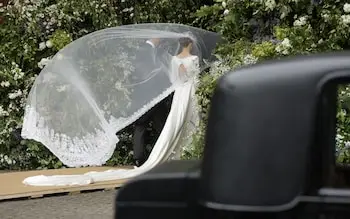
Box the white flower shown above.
[280,50,289,55]
[23,44,30,54]
[293,16,307,27]
[1,81,10,87]
[345,141,350,149]
[275,38,292,55]
[39,42,46,50]
[38,57,51,69]
[0,106,9,117]
[46,40,53,48]
[265,0,276,11]
[0,3,3,7]
[281,38,291,48]
[222,1,227,8]
[344,3,350,13]
[8,93,16,99]
[8,90,23,99]
[337,134,344,141]
[243,54,258,65]
[14,71,25,80]
[223,9,230,16]
[208,60,230,77]
[322,12,330,21]
[341,14,350,25]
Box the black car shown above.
[115,52,350,219]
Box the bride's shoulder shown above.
[171,56,178,62]
[173,55,198,62]
[190,55,199,62]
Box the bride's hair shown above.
[178,34,201,59]
[179,37,193,49]
[178,32,197,55]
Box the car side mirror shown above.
[116,52,350,218]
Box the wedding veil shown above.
[21,23,220,167]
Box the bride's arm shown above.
[192,56,200,75]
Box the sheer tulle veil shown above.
[21,23,220,167]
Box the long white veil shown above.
[21,23,220,168]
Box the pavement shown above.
[0,190,117,219]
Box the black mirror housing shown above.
[115,160,201,219]
[116,52,350,218]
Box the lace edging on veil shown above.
[21,85,177,167]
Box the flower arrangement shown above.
[191,0,350,164]
[2,0,350,169]
[0,0,202,170]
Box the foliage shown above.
[0,0,204,170]
[134,0,203,24]
[181,60,231,160]
[50,30,72,51]
[2,0,350,169]
[189,0,350,164]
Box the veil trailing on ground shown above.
[21,23,220,167]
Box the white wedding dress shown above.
[23,55,200,186]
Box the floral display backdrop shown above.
[1,0,350,169]
[189,0,350,164]
[0,0,202,170]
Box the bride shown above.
[22,35,202,186]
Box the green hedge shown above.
[1,0,350,170]
[190,0,350,165]
[0,0,205,170]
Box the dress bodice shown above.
[170,55,200,84]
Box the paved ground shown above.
[0,190,117,219]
